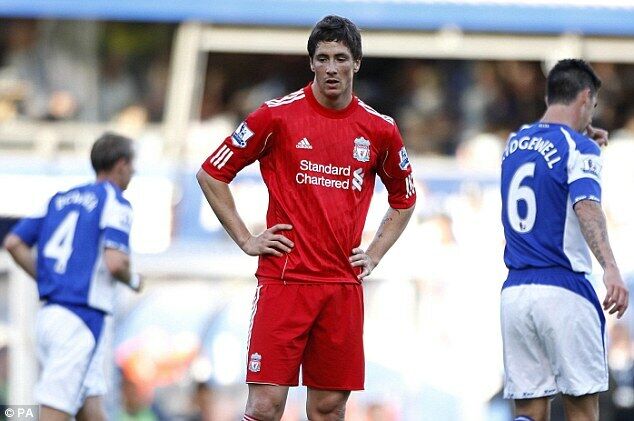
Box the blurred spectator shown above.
[498,61,545,127]
[397,62,456,154]
[119,373,163,421]
[99,51,138,121]
[608,323,634,420]
[190,381,215,421]
[593,63,623,129]
[461,62,501,137]
[143,54,170,122]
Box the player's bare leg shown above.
[76,396,106,421]
[244,384,289,421]
[514,397,550,421]
[561,393,599,421]
[306,388,350,421]
[39,405,70,421]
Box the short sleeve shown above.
[377,123,416,209]
[100,184,133,253]
[567,140,602,205]
[11,218,44,246]
[201,104,275,183]
[10,198,49,246]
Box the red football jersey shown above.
[202,84,416,283]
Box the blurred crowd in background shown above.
[3,19,634,157]
[1,18,634,421]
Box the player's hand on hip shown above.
[242,224,294,257]
[349,247,377,281]
[603,267,629,319]
[586,125,609,147]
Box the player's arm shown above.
[3,233,37,279]
[103,248,141,291]
[3,212,45,280]
[574,199,628,318]
[350,205,415,279]
[568,137,627,318]
[100,186,141,292]
[197,104,293,257]
[196,170,293,256]
[350,122,416,280]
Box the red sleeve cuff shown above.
[200,160,235,184]
[388,193,416,210]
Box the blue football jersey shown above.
[11,181,132,313]
[501,122,602,274]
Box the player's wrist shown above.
[366,252,381,268]
[238,234,255,253]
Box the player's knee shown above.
[306,403,346,420]
[307,394,349,420]
[245,395,284,421]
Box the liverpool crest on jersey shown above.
[353,137,371,162]
[248,353,262,372]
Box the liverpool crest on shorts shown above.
[353,137,371,162]
[249,353,262,372]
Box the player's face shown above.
[118,158,135,191]
[582,91,598,130]
[310,41,360,109]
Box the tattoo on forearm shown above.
[577,202,613,268]
[377,209,401,239]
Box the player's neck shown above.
[541,105,584,132]
[311,83,353,110]
[96,173,123,190]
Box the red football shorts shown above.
[245,278,365,390]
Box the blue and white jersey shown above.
[501,122,602,274]
[11,181,132,313]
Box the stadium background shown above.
[1,1,634,419]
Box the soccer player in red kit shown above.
[197,15,416,421]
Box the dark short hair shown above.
[546,59,602,105]
[307,15,362,61]
[90,132,134,173]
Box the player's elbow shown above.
[196,169,228,202]
[394,202,416,215]
[573,198,602,218]
[3,234,23,254]
[196,168,212,188]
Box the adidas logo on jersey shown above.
[296,138,313,149]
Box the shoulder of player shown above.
[356,99,396,127]
[263,88,306,110]
[97,181,132,209]
[558,126,601,155]
[49,182,97,205]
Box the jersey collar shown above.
[304,83,358,119]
